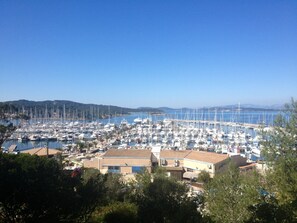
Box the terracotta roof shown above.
[185,151,228,164]
[103,149,151,159]
[21,148,61,156]
[160,150,191,159]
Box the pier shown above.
[167,119,263,129]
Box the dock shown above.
[167,119,263,129]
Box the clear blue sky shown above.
[0,0,296,108]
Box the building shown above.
[159,150,191,180]
[100,149,152,174]
[183,151,230,177]
[160,150,191,167]
[82,149,246,179]
[83,157,101,169]
[159,150,232,178]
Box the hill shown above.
[157,104,283,112]
[1,100,162,120]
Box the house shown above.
[160,150,191,167]
[183,151,230,177]
[159,150,232,178]
[100,149,152,174]
[159,150,190,180]
[83,157,102,169]
[82,149,246,180]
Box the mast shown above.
[214,108,217,129]
[238,102,241,124]
[45,104,48,123]
[108,106,111,124]
[63,104,66,122]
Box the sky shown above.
[0,0,296,108]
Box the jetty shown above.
[167,119,262,129]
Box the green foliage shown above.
[135,168,152,188]
[91,202,138,223]
[205,163,260,223]
[197,170,211,184]
[0,153,105,223]
[261,98,297,220]
[76,168,107,222]
[0,104,15,147]
[104,173,127,203]
[152,166,167,178]
[0,123,15,147]
[136,174,202,223]
[246,197,293,223]
[0,104,29,147]
[205,99,297,223]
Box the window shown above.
[108,166,120,173]
[132,166,145,173]
[160,158,167,166]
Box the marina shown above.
[2,109,279,168]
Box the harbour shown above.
[2,109,280,167]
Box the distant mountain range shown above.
[204,104,284,111]
[155,104,284,112]
[206,104,284,111]
[1,100,163,120]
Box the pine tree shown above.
[261,98,297,221]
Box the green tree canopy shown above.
[261,98,297,220]
[0,104,16,147]
[0,104,29,148]
[90,202,138,223]
[205,162,261,223]
[104,173,127,203]
[0,153,106,223]
[197,170,211,184]
[135,171,202,223]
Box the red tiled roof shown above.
[103,149,151,158]
[160,150,191,159]
[185,151,228,164]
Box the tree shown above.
[197,170,211,184]
[246,195,293,223]
[0,104,29,148]
[0,104,16,148]
[0,153,106,222]
[75,168,107,222]
[261,98,297,221]
[90,202,138,223]
[0,153,73,222]
[136,172,203,223]
[205,162,260,223]
[127,168,152,202]
[104,173,127,203]
[0,123,15,148]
